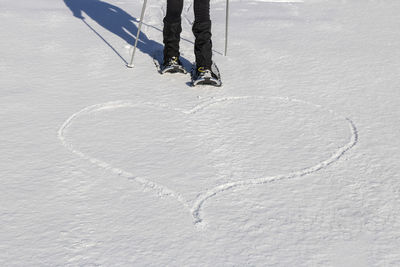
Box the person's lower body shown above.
[163,0,212,69]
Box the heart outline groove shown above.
[58,96,358,226]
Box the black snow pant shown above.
[163,0,212,69]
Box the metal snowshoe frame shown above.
[128,0,230,68]
[191,63,222,87]
[160,60,187,74]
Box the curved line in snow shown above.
[58,96,358,226]
[57,100,189,207]
[189,97,358,224]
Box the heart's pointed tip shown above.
[193,219,208,231]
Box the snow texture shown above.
[1,0,400,266]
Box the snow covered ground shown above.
[1,0,400,265]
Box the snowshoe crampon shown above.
[191,63,222,87]
[161,57,187,74]
[153,51,188,74]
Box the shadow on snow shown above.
[63,0,192,67]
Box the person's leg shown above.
[163,0,183,62]
[192,0,212,69]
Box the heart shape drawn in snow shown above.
[58,96,358,226]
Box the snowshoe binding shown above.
[191,63,222,87]
[160,56,187,74]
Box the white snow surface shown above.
[1,0,400,266]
